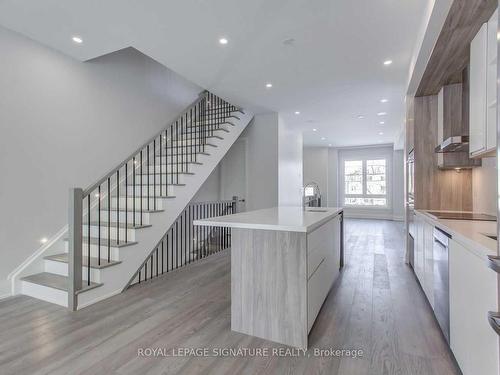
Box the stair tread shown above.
[86,221,152,229]
[163,143,217,148]
[136,172,194,176]
[126,183,186,186]
[100,207,166,212]
[64,237,138,248]
[21,272,102,293]
[183,128,229,133]
[44,253,121,269]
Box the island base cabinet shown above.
[449,239,499,375]
[230,214,342,349]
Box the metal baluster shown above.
[156,248,158,277]
[125,162,128,243]
[147,145,150,211]
[175,121,179,184]
[133,157,136,227]
[161,240,164,274]
[98,185,101,265]
[176,220,179,269]
[107,178,110,262]
[160,133,163,196]
[153,139,156,210]
[87,195,90,285]
[180,211,183,266]
[116,169,120,245]
[140,150,143,226]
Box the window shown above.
[343,159,387,206]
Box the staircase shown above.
[13,92,253,309]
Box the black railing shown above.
[128,198,236,286]
[67,91,240,310]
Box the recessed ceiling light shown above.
[219,37,228,45]
[294,111,300,115]
[377,112,387,116]
[321,137,326,140]
[40,237,48,244]
[328,144,332,147]
[380,99,388,103]
[379,132,384,135]
[357,115,365,119]
[72,36,83,44]
[94,193,100,198]
[383,60,393,65]
[265,83,273,88]
[312,128,317,132]
[379,121,385,125]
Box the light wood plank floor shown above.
[0,219,461,375]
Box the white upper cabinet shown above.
[487,9,498,151]
[470,22,488,155]
[470,10,498,157]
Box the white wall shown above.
[278,117,303,206]
[473,156,497,216]
[303,145,404,220]
[0,26,201,296]
[241,113,279,210]
[327,148,340,206]
[303,147,328,206]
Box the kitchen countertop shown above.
[415,210,497,260]
[193,206,343,233]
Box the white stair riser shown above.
[98,210,151,225]
[64,242,121,261]
[126,185,176,197]
[134,173,187,185]
[146,164,193,174]
[155,155,207,165]
[182,128,230,137]
[109,196,167,210]
[173,138,221,147]
[21,281,68,307]
[44,259,101,283]
[82,224,136,241]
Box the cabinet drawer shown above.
[307,222,330,253]
[307,257,333,332]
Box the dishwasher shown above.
[433,227,451,343]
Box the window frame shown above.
[342,158,389,208]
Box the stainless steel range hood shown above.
[434,135,470,153]
[434,81,481,169]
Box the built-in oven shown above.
[433,226,451,344]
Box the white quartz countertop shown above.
[193,206,343,233]
[415,210,497,260]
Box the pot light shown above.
[380,99,388,103]
[94,193,100,198]
[321,137,326,140]
[357,115,365,119]
[72,36,83,44]
[265,83,273,88]
[379,121,385,125]
[219,38,228,45]
[377,112,387,116]
[40,237,48,244]
[328,144,332,147]
[312,128,317,132]
[379,132,384,135]
[383,60,393,65]
[294,111,300,115]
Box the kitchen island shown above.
[194,206,344,349]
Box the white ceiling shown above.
[0,0,431,147]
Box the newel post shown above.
[68,188,83,311]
